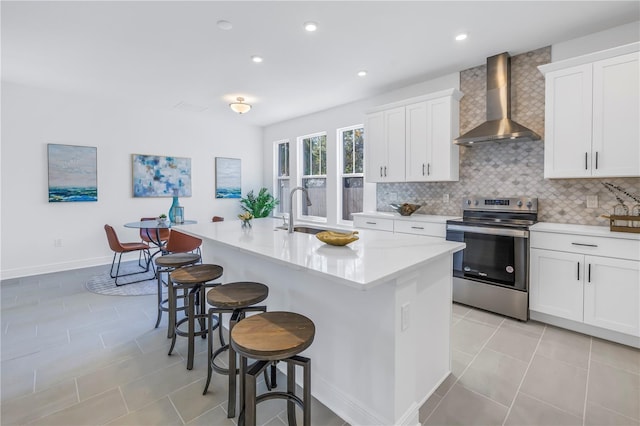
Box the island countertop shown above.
[177,218,465,290]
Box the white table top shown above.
[177,218,465,290]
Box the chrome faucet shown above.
[288,186,312,233]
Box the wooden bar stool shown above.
[154,253,201,337]
[231,311,315,426]
[168,264,223,370]
[202,282,269,418]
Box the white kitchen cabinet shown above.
[365,89,462,183]
[405,96,460,182]
[530,223,640,340]
[353,215,394,232]
[539,43,639,178]
[365,107,405,182]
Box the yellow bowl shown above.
[316,230,359,246]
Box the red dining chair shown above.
[140,216,171,246]
[104,224,154,286]
[165,230,202,257]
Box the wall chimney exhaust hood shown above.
[455,52,541,146]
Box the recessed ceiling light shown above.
[304,21,318,32]
[251,55,263,63]
[217,20,233,30]
[357,70,367,77]
[455,33,468,41]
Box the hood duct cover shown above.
[455,52,541,145]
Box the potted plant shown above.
[240,188,279,218]
[157,214,168,225]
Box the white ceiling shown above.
[2,1,639,127]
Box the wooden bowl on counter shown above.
[389,203,421,216]
[316,230,359,246]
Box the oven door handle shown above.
[446,224,529,238]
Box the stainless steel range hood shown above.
[455,52,541,146]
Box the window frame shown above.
[298,131,328,222]
[337,124,365,225]
[273,139,290,217]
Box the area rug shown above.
[85,261,161,296]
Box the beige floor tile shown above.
[289,394,346,426]
[452,302,472,318]
[119,360,203,411]
[458,348,528,406]
[485,320,541,363]
[501,317,546,337]
[504,393,582,426]
[585,402,640,426]
[0,378,77,425]
[76,345,184,400]
[419,393,441,424]
[106,396,183,426]
[587,359,640,420]
[536,325,591,369]
[591,338,640,374]
[185,405,235,426]
[520,353,587,417]
[170,377,227,424]
[424,383,508,426]
[434,349,474,397]
[30,388,127,426]
[451,318,498,356]
[464,308,505,326]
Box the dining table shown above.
[124,219,197,265]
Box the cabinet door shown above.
[426,96,458,181]
[543,64,593,178]
[384,107,406,181]
[530,249,584,321]
[405,101,428,182]
[584,256,640,336]
[592,52,640,177]
[365,112,385,182]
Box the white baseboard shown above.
[1,255,114,281]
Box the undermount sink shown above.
[274,225,325,235]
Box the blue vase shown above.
[168,195,180,223]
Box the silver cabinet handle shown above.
[585,152,588,170]
[384,166,387,177]
[571,242,598,247]
[427,163,430,176]
[588,264,591,283]
[422,164,425,176]
[380,166,383,177]
[366,221,377,225]
[411,226,424,230]
[595,152,599,169]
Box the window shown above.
[300,132,327,219]
[339,125,364,221]
[274,140,290,216]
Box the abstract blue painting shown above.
[215,157,241,199]
[132,154,192,197]
[48,144,98,202]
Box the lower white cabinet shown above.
[353,215,394,232]
[530,224,640,340]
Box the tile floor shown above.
[1,265,639,425]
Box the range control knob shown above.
[517,200,523,207]
[474,199,479,206]
[526,200,533,208]
[466,199,472,206]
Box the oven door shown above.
[446,224,528,291]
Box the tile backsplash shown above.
[377,46,640,226]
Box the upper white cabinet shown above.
[365,89,462,183]
[539,43,639,178]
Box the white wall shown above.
[552,20,640,61]
[1,82,264,279]
[262,73,459,224]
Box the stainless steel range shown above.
[445,196,538,321]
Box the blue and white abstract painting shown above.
[48,144,98,202]
[215,157,241,199]
[132,154,192,197]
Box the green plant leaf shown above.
[239,187,279,218]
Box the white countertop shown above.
[353,211,461,223]
[531,222,640,240]
[177,218,465,290]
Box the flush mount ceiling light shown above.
[455,33,468,41]
[217,20,233,30]
[357,70,368,77]
[251,55,263,63]
[229,97,252,114]
[304,21,318,32]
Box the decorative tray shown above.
[316,230,359,246]
[608,215,640,234]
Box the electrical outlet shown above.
[587,195,598,208]
[54,238,63,248]
[443,194,450,203]
[401,303,410,331]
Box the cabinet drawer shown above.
[394,220,445,238]
[530,231,640,261]
[353,216,394,232]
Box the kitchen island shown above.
[178,218,465,426]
